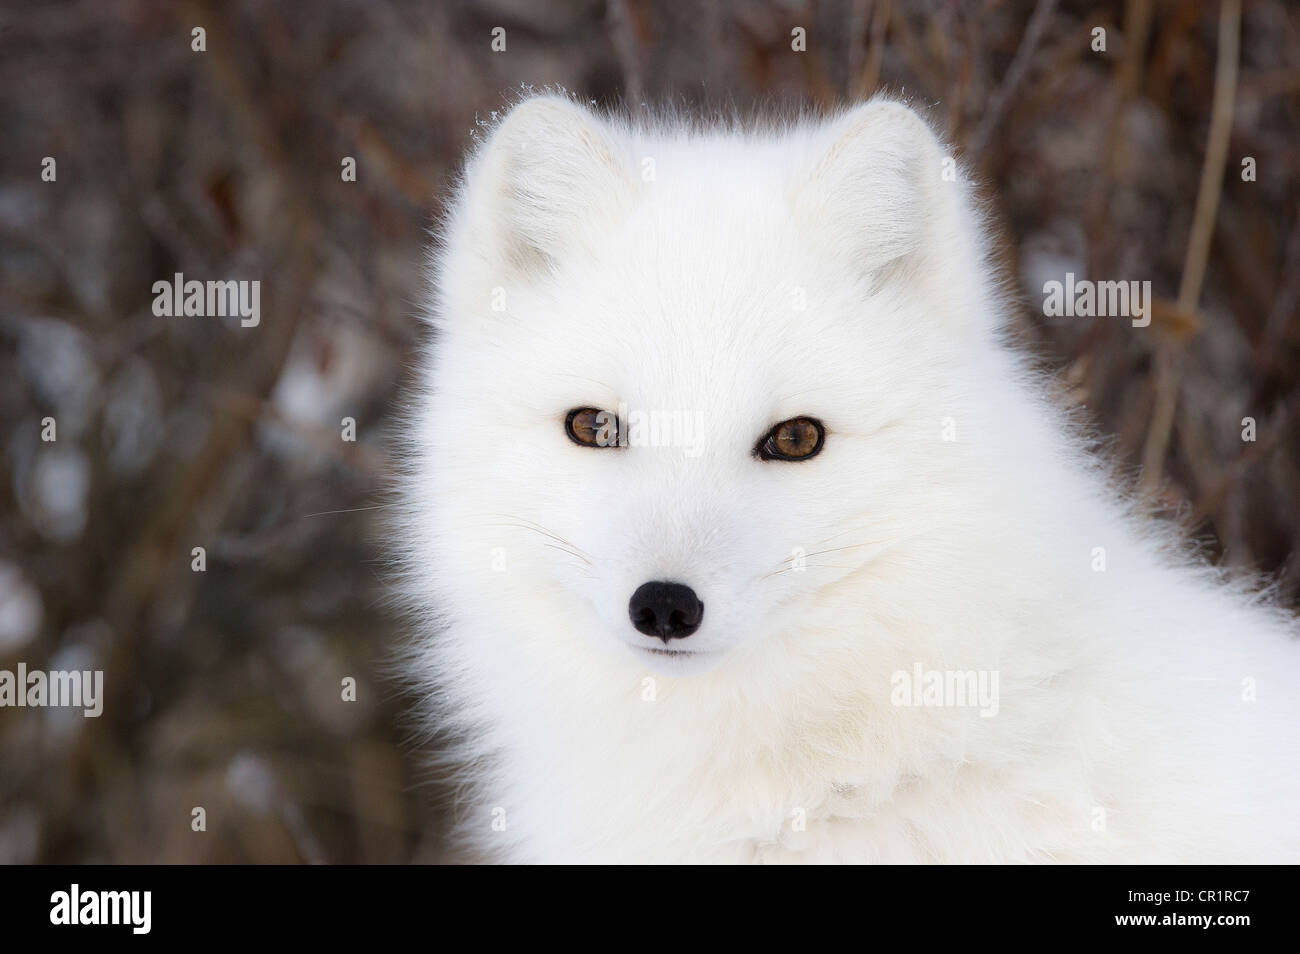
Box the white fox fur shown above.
[398,94,1300,863]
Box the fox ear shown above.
[796,100,957,274]
[462,95,635,277]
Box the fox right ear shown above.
[460,95,636,278]
[794,100,963,275]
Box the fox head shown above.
[412,94,1000,677]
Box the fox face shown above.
[418,95,994,676]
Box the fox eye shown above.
[756,416,825,461]
[565,407,620,448]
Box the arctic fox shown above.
[400,94,1300,863]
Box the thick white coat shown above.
[398,95,1300,863]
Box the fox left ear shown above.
[795,100,966,276]
[460,95,636,279]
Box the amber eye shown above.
[756,416,825,461]
[565,407,620,448]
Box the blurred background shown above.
[1,0,1297,863]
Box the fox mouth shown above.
[632,643,724,674]
[634,647,717,660]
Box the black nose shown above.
[629,581,704,641]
